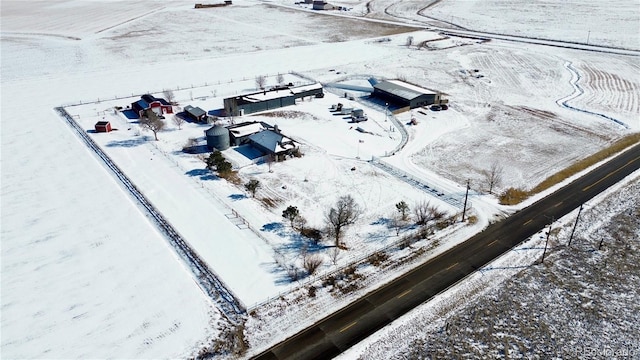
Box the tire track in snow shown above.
[556,62,629,129]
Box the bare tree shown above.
[391,214,403,236]
[414,200,445,225]
[483,161,504,194]
[406,35,414,47]
[163,89,175,104]
[303,253,323,275]
[329,247,341,266]
[172,115,185,130]
[266,154,275,173]
[414,200,431,225]
[255,75,266,90]
[293,216,307,232]
[326,195,361,248]
[244,179,261,198]
[276,73,285,85]
[140,109,165,141]
[182,137,198,153]
[395,200,410,221]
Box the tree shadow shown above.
[105,137,149,147]
[229,194,247,201]
[182,144,210,155]
[262,222,285,233]
[371,217,391,226]
[185,168,218,181]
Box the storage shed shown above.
[312,0,335,10]
[184,105,207,122]
[372,80,442,110]
[205,125,230,151]
[94,121,112,133]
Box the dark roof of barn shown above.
[373,80,435,101]
[96,121,110,126]
[185,105,207,118]
[140,94,171,106]
[133,99,149,110]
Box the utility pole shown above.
[568,204,583,247]
[587,30,591,45]
[541,217,554,263]
[461,180,470,222]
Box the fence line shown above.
[370,157,466,210]
[60,70,315,108]
[55,106,246,323]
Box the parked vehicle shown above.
[351,108,368,122]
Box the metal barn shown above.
[372,80,442,110]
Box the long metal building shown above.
[223,83,323,117]
[372,80,442,110]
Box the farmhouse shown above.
[207,121,298,160]
[248,127,298,160]
[223,83,323,116]
[372,80,444,111]
[131,94,173,118]
[94,121,112,133]
[184,105,207,122]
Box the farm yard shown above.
[2,0,639,359]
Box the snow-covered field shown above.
[341,170,640,359]
[2,0,638,358]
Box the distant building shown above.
[312,0,335,10]
[372,80,443,111]
[131,94,173,118]
[223,83,323,117]
[94,121,112,133]
[184,105,207,122]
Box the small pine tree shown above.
[282,205,300,227]
[395,200,410,221]
[244,179,261,198]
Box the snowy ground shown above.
[2,0,638,358]
[341,170,640,359]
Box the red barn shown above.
[95,121,112,133]
[131,94,173,118]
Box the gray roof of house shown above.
[248,130,284,153]
[373,80,435,101]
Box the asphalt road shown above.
[252,143,640,360]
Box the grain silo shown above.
[205,125,230,151]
